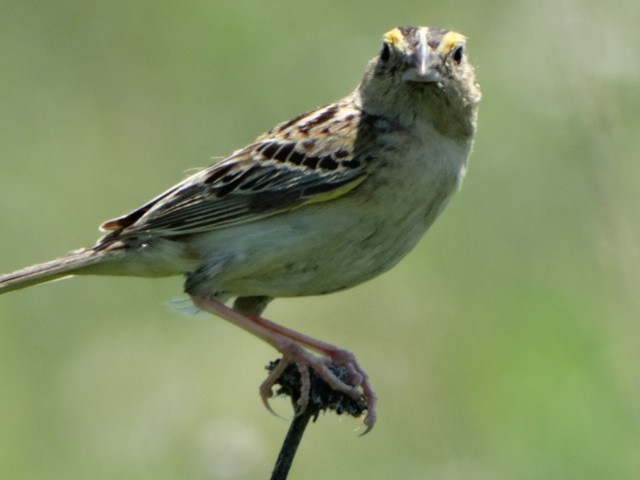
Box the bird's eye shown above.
[380,42,391,62]
[452,45,464,64]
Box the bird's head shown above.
[358,26,481,140]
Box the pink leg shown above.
[191,295,377,432]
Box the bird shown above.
[0,26,480,432]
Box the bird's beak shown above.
[402,46,442,83]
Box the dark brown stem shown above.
[270,408,313,480]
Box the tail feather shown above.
[0,248,113,294]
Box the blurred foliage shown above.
[1,0,639,479]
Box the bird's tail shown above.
[0,248,118,294]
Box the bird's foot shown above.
[189,295,377,432]
[261,340,377,433]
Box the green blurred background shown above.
[1,1,639,479]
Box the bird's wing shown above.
[100,102,372,238]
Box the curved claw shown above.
[259,359,289,420]
[355,366,377,435]
[359,405,377,436]
[260,392,286,419]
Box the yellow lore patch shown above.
[439,31,466,54]
[383,28,405,48]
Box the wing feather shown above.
[101,102,372,238]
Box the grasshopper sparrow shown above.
[0,26,480,431]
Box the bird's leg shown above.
[191,295,377,432]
